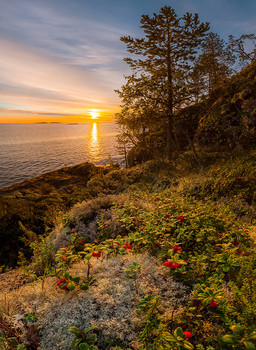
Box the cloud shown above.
[0,0,131,119]
[0,37,123,114]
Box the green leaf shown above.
[163,332,176,342]
[83,326,98,335]
[222,266,230,272]
[64,271,70,280]
[230,325,244,336]
[244,341,256,350]
[59,283,67,289]
[68,326,83,338]
[80,283,89,291]
[248,331,256,341]
[86,336,97,345]
[67,282,76,291]
[183,341,194,350]
[73,276,81,283]
[222,335,237,344]
[174,327,184,339]
[71,338,82,349]
[79,344,89,350]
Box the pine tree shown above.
[116,6,209,161]
[194,32,235,94]
[229,34,256,65]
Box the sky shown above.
[0,0,256,123]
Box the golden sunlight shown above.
[88,122,101,162]
[89,109,100,119]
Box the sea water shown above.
[0,122,121,188]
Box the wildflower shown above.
[92,251,101,258]
[164,261,172,267]
[209,300,218,307]
[183,331,192,339]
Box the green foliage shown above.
[221,325,256,349]
[68,325,98,350]
[138,296,194,349]
[24,312,38,324]
[122,262,141,279]
[0,332,26,350]
[55,247,79,269]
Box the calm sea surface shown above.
[0,123,121,189]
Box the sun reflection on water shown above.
[88,122,102,162]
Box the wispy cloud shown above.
[0,0,256,122]
[0,0,130,120]
[0,37,122,115]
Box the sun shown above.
[89,110,100,119]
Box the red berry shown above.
[183,331,192,339]
[163,261,171,267]
[173,246,182,252]
[154,243,159,247]
[123,244,132,250]
[209,300,218,307]
[92,251,101,258]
